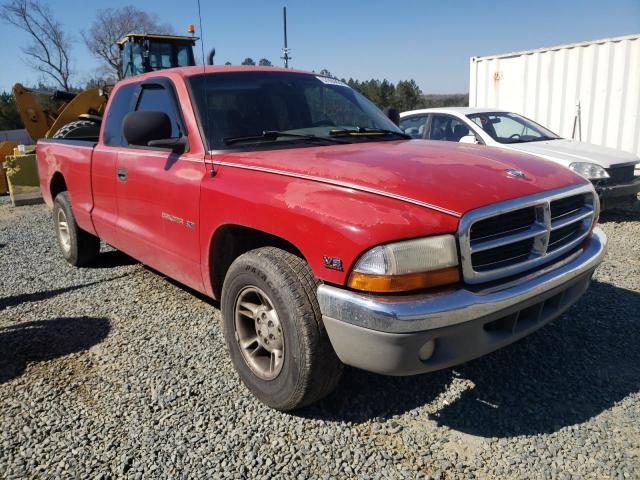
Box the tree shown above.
[1,0,74,90]
[83,6,173,80]
[378,79,396,109]
[341,77,427,110]
[319,69,332,77]
[395,80,423,111]
[0,92,23,130]
[224,61,232,66]
[422,93,469,108]
[241,58,256,66]
[258,58,272,67]
[83,76,114,90]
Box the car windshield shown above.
[467,112,560,144]
[188,71,405,150]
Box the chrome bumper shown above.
[317,228,607,376]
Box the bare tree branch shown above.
[1,0,74,90]
[83,6,173,80]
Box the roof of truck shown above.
[177,65,319,76]
[115,65,325,86]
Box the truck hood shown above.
[505,138,640,169]
[216,140,587,217]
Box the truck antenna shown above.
[281,6,291,68]
[196,0,206,69]
[196,0,214,169]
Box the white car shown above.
[399,107,640,210]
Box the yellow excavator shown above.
[12,32,199,141]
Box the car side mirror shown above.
[459,134,478,144]
[382,107,400,126]
[123,110,187,153]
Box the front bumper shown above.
[317,228,607,376]
[595,176,640,210]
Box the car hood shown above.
[215,140,587,217]
[506,139,640,168]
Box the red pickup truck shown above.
[37,66,607,410]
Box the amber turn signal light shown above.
[348,267,460,293]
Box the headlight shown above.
[348,235,460,293]
[569,162,610,180]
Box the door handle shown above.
[117,167,127,181]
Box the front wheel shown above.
[221,247,343,410]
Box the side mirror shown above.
[382,107,400,126]
[459,134,478,144]
[123,111,187,152]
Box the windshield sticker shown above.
[316,76,349,87]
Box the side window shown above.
[103,83,136,147]
[148,42,172,70]
[399,115,427,138]
[176,44,193,67]
[136,86,180,138]
[428,115,471,142]
[131,43,144,76]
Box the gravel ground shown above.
[1,195,639,479]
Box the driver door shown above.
[115,79,206,291]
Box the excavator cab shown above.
[118,34,198,79]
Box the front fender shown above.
[199,165,459,295]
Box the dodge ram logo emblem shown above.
[505,169,526,178]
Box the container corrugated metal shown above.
[469,34,640,156]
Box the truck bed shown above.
[37,138,97,235]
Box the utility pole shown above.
[281,6,291,68]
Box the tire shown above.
[221,247,343,410]
[52,120,100,140]
[53,192,100,266]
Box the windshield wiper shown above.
[224,130,349,145]
[529,135,555,142]
[329,127,411,139]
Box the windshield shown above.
[467,112,560,144]
[188,71,404,150]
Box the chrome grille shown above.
[458,184,598,284]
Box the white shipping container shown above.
[469,34,640,156]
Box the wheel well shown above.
[50,172,67,200]
[210,225,305,298]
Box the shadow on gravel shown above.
[0,317,110,383]
[0,274,130,311]
[90,250,138,269]
[599,208,640,223]
[301,281,640,437]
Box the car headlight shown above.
[569,162,610,180]
[348,235,460,293]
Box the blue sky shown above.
[1,0,638,93]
